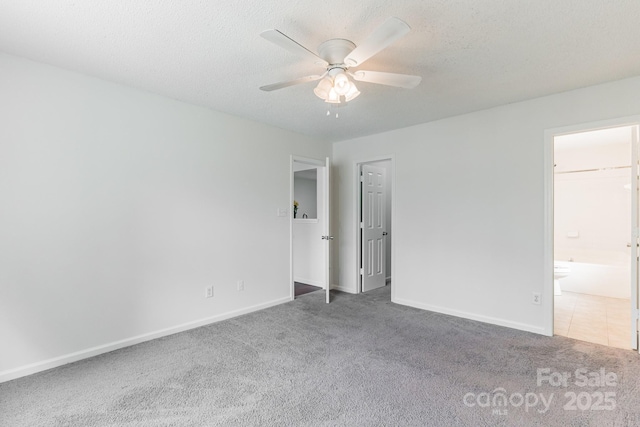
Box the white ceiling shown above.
[2,1,640,142]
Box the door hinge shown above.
[360,222,364,228]
[360,268,364,275]
[634,308,640,321]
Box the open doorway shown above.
[551,124,639,349]
[290,156,331,303]
[357,158,393,295]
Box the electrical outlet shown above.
[237,280,245,291]
[532,292,541,305]
[205,286,214,298]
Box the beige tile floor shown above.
[554,291,631,349]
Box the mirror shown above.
[294,168,317,219]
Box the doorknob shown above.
[382,232,388,236]
[321,235,334,240]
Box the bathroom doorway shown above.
[551,123,639,349]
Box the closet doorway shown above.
[356,158,393,296]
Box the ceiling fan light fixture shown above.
[344,82,361,102]
[333,72,351,96]
[313,77,333,100]
[260,18,421,108]
[325,87,341,104]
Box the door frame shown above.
[354,155,396,299]
[290,155,330,302]
[544,116,640,350]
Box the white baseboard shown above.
[332,284,357,294]
[294,276,325,288]
[392,297,546,335]
[0,296,290,384]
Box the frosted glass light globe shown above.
[333,72,351,96]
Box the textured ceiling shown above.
[1,1,640,142]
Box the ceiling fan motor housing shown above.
[317,39,356,67]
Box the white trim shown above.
[292,156,325,167]
[294,276,325,288]
[354,161,361,293]
[543,128,555,337]
[544,115,640,339]
[0,296,290,384]
[394,297,546,335]
[332,284,357,294]
[390,160,396,303]
[324,156,331,304]
[289,155,295,301]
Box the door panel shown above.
[323,157,331,303]
[362,164,386,292]
[632,125,639,351]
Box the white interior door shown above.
[361,164,386,292]
[632,125,639,351]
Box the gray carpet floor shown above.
[2,286,640,426]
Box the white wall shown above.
[554,139,631,262]
[293,174,317,219]
[4,50,640,382]
[293,167,325,287]
[0,53,331,382]
[555,137,631,173]
[554,136,632,299]
[554,170,631,262]
[333,75,640,334]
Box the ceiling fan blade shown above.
[344,17,411,67]
[260,74,324,91]
[261,29,328,67]
[351,70,421,89]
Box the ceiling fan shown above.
[259,17,421,104]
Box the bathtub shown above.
[554,248,630,299]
